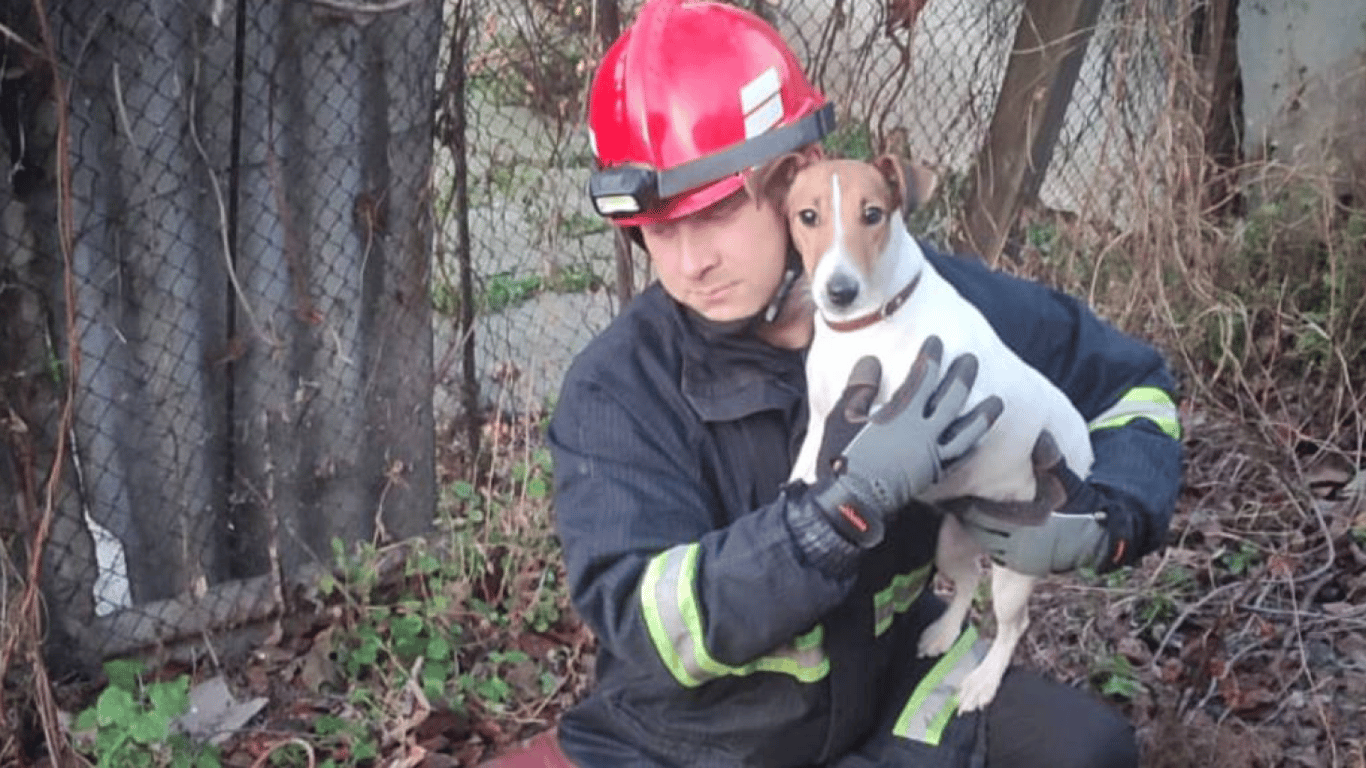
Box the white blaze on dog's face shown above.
[785,160,903,321]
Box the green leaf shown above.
[128,710,171,744]
[422,661,450,700]
[314,714,348,737]
[452,480,476,500]
[353,739,379,761]
[474,676,512,704]
[148,677,190,718]
[427,635,452,661]
[533,447,553,473]
[104,658,145,693]
[96,686,138,727]
[539,672,560,696]
[526,477,548,499]
[491,649,529,665]
[391,613,425,641]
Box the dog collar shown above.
[824,273,922,333]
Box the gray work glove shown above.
[959,430,1137,576]
[808,336,1002,549]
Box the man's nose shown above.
[677,226,719,278]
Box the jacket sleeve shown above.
[933,251,1184,559]
[548,371,854,690]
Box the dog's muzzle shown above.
[825,272,860,308]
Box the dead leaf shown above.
[298,625,337,691]
[1117,636,1150,664]
[174,676,268,745]
[886,0,929,32]
[243,662,271,697]
[1304,455,1355,498]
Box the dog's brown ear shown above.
[871,154,907,215]
[872,154,940,215]
[746,152,809,210]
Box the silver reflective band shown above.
[893,626,987,745]
[873,564,932,637]
[640,543,829,687]
[594,194,643,216]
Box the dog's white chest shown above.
[793,266,1093,501]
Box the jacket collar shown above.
[676,303,806,423]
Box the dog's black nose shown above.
[826,273,859,307]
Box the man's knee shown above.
[1073,711,1138,768]
[986,668,1138,768]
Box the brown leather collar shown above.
[824,273,922,333]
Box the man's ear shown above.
[872,154,940,215]
[746,151,811,211]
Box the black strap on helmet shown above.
[589,103,837,219]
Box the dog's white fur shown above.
[764,155,1095,712]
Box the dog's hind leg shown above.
[917,514,982,658]
[956,565,1036,712]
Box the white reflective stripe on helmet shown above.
[741,66,783,139]
[1088,386,1181,440]
[640,543,829,687]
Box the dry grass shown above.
[994,27,1366,760]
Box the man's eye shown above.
[642,221,677,240]
[798,209,818,226]
[863,206,884,225]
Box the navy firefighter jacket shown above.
[547,243,1183,767]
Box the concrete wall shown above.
[1239,0,1366,197]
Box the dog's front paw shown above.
[955,663,1004,712]
[916,617,959,658]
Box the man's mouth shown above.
[699,281,738,305]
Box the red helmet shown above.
[586,0,835,227]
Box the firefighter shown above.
[493,1,1183,765]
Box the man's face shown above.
[639,189,789,323]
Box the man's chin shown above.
[694,304,754,324]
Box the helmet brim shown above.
[603,173,748,229]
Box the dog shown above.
[751,153,1095,712]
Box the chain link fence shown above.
[434,0,1177,429]
[2,0,1191,672]
[2,0,441,673]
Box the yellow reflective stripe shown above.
[747,625,829,682]
[873,564,932,636]
[639,544,829,687]
[1089,386,1181,440]
[640,544,705,687]
[893,626,986,745]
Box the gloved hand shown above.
[959,430,1137,576]
[807,336,1003,549]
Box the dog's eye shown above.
[798,209,818,227]
[863,206,884,225]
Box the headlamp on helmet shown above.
[588,103,836,220]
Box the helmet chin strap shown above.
[688,246,804,338]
